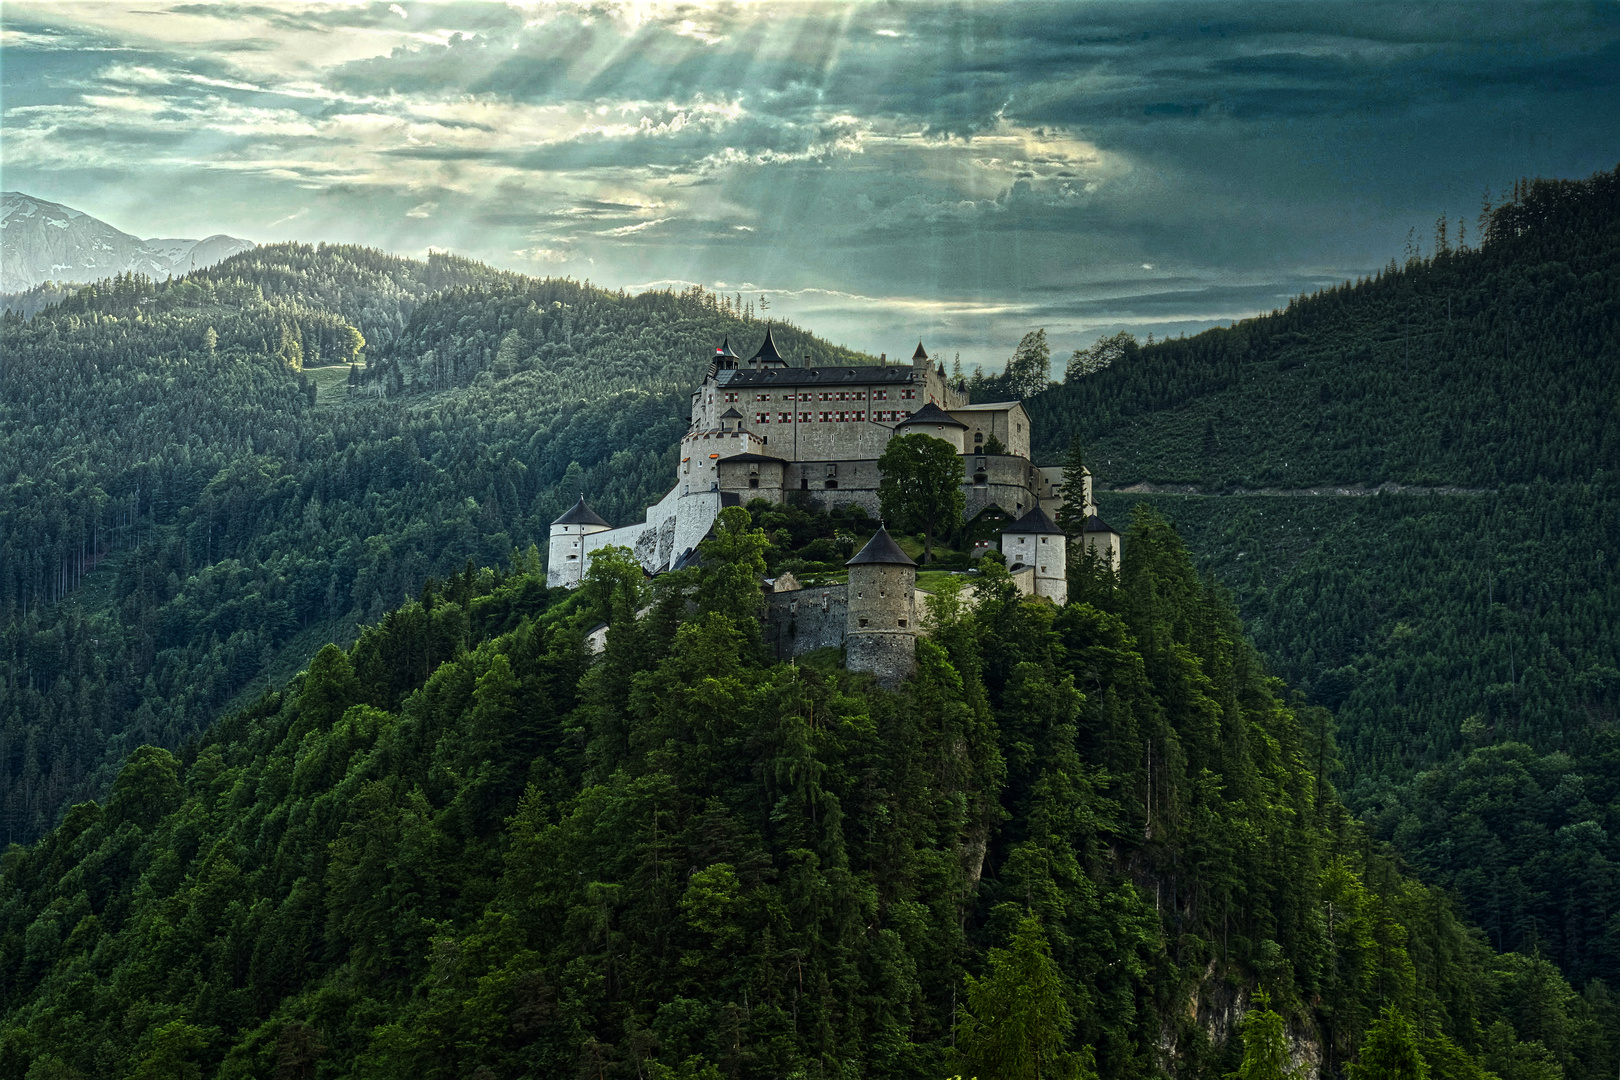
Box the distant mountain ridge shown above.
[0,191,254,292]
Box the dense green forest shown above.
[5,507,1613,1078]
[0,249,865,844]
[3,164,1617,1076]
[1021,169,1620,997]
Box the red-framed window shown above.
[755,412,769,423]
[901,389,916,399]
[778,412,792,423]
[755,393,771,401]
[800,411,813,422]
[873,389,888,401]
[819,411,833,422]
[724,392,738,402]
[854,410,865,421]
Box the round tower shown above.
[845,525,918,687]
[548,495,612,589]
[1000,506,1067,605]
[893,401,967,452]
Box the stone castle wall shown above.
[764,585,848,658]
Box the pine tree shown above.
[1054,436,1090,537]
[957,917,1083,1080]
[1350,1006,1428,1080]
[1228,990,1297,1080]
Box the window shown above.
[858,618,869,628]
[800,411,813,422]
[825,479,838,489]
[723,392,738,403]
[801,478,809,489]
[756,393,770,401]
[901,388,916,399]
[799,392,813,401]
[778,412,791,423]
[819,411,832,422]
[874,389,887,400]
[974,431,983,443]
[567,554,577,560]
[749,477,759,488]
[854,411,865,421]
[898,618,907,628]
[819,392,833,401]
[851,392,864,400]
[755,412,769,423]
[1040,536,1048,544]
[835,410,847,422]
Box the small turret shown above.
[845,525,917,687]
[749,324,787,368]
[548,495,612,588]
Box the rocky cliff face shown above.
[0,192,253,292]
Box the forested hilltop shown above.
[1021,170,1620,994]
[4,507,1613,1078]
[0,248,865,845]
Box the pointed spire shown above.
[912,341,929,361]
[748,323,785,364]
[714,336,738,359]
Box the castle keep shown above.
[550,328,1121,685]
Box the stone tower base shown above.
[846,632,916,688]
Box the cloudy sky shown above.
[4,1,1618,366]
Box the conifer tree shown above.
[1350,1006,1428,1080]
[1228,990,1297,1080]
[957,916,1083,1080]
[1054,436,1091,537]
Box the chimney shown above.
[880,352,886,365]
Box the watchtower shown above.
[548,495,611,588]
[845,525,918,687]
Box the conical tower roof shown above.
[846,525,917,567]
[749,324,785,364]
[1001,506,1064,534]
[1081,513,1120,535]
[714,337,738,359]
[912,341,929,361]
[553,495,610,528]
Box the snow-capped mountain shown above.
[1,192,254,292]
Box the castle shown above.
[550,328,1121,685]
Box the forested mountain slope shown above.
[4,509,1611,1079]
[1024,169,1620,990]
[0,250,864,845]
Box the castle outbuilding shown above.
[1000,506,1068,605]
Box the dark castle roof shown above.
[1081,513,1120,535]
[749,324,786,364]
[896,402,966,428]
[1001,506,1063,534]
[718,452,787,465]
[912,341,929,361]
[720,365,916,388]
[719,406,744,420]
[714,337,739,359]
[552,495,610,528]
[846,526,917,567]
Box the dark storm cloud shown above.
[6,0,1619,359]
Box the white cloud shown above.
[406,201,437,218]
